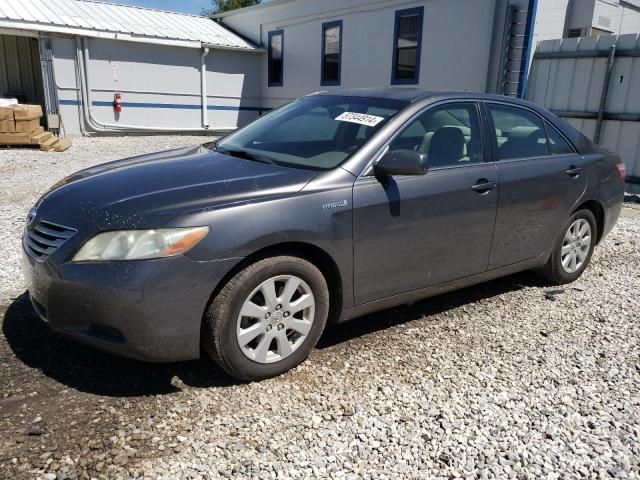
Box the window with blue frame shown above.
[268,30,284,86]
[392,7,424,84]
[321,20,342,86]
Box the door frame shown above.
[358,98,495,178]
[481,99,580,165]
[351,98,501,305]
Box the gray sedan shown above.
[22,89,625,380]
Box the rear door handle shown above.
[566,166,582,177]
[471,180,497,193]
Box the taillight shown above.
[615,160,626,181]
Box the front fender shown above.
[172,186,355,309]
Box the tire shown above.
[539,209,597,284]
[202,256,329,381]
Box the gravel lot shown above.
[1,138,639,479]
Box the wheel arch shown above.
[572,200,605,244]
[204,242,344,328]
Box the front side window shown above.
[389,102,484,168]
[322,21,342,86]
[392,7,424,84]
[268,30,284,86]
[216,95,406,171]
[488,104,549,160]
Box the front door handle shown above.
[471,180,497,193]
[566,166,582,177]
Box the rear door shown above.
[485,102,589,269]
[352,101,499,305]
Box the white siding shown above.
[220,0,501,109]
[52,37,262,135]
[592,0,640,35]
[533,0,569,43]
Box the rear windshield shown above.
[215,95,407,170]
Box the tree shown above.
[202,0,261,16]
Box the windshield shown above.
[215,95,407,170]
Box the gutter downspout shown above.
[79,38,234,133]
[201,47,210,129]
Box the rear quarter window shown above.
[546,121,576,155]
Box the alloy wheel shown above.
[561,218,592,274]
[236,275,315,364]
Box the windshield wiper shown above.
[217,147,278,165]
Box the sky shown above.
[113,0,213,15]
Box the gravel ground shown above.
[1,138,639,479]
[0,136,211,301]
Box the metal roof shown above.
[0,0,256,50]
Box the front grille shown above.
[24,220,77,260]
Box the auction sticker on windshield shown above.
[335,112,385,127]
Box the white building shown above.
[1,0,637,137]
[0,0,263,136]
[531,0,640,59]
[215,0,540,102]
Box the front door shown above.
[484,102,589,269]
[352,101,499,305]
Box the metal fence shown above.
[527,33,640,192]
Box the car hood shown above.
[40,145,317,229]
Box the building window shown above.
[567,28,583,38]
[321,20,342,86]
[268,30,284,86]
[391,6,424,85]
[321,20,343,86]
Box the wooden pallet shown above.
[0,129,71,152]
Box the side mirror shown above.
[374,149,428,176]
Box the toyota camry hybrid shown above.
[22,89,625,381]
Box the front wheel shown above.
[202,256,329,381]
[539,209,597,284]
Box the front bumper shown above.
[22,238,240,363]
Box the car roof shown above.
[312,88,536,107]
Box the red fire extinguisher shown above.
[113,92,122,113]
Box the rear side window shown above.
[488,104,549,160]
[546,121,575,155]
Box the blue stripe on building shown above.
[58,99,268,113]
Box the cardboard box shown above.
[0,107,15,133]
[13,104,43,120]
[0,119,15,133]
[15,118,41,134]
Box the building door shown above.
[0,34,46,115]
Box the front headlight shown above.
[72,227,209,262]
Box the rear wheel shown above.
[202,256,329,381]
[539,209,597,284]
